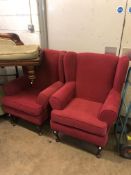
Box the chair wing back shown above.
[64,52,120,103]
[64,52,77,82]
[113,56,129,93]
[23,49,65,90]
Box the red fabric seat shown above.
[50,52,129,147]
[52,98,107,136]
[3,89,42,116]
[2,49,65,128]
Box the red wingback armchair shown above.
[2,49,65,134]
[50,52,129,156]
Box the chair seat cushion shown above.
[0,45,39,60]
[2,88,43,116]
[51,98,107,136]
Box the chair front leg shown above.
[8,114,17,126]
[96,146,102,158]
[36,125,44,136]
[53,130,60,142]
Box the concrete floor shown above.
[0,117,131,175]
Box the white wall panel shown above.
[46,0,126,54]
[0,0,38,15]
[0,16,30,31]
[30,0,39,15]
[18,31,40,45]
[121,1,131,50]
[0,0,29,15]
[0,0,40,44]
[0,15,39,32]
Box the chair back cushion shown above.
[64,52,77,81]
[64,52,119,102]
[23,49,65,90]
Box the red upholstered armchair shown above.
[50,52,129,157]
[2,49,65,134]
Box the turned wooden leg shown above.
[53,130,60,142]
[9,114,16,126]
[96,146,102,158]
[36,125,43,136]
[27,65,36,84]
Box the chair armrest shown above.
[37,81,64,107]
[3,76,31,95]
[99,89,121,129]
[50,81,75,110]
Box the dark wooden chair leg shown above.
[37,125,43,136]
[53,130,60,142]
[9,114,16,126]
[96,146,102,158]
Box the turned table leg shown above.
[27,65,36,84]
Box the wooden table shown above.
[0,33,40,84]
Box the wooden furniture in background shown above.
[0,33,40,84]
[0,33,23,45]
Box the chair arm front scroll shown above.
[37,81,64,107]
[99,89,121,129]
[50,81,75,110]
[3,76,31,95]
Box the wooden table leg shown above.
[27,65,36,84]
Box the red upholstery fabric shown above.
[50,82,75,109]
[50,52,129,148]
[76,53,118,102]
[99,89,121,129]
[51,122,108,147]
[37,81,63,106]
[3,76,31,95]
[113,56,129,93]
[3,88,42,116]
[64,52,76,81]
[2,49,65,126]
[59,52,65,83]
[3,106,47,125]
[23,49,65,90]
[51,98,107,136]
